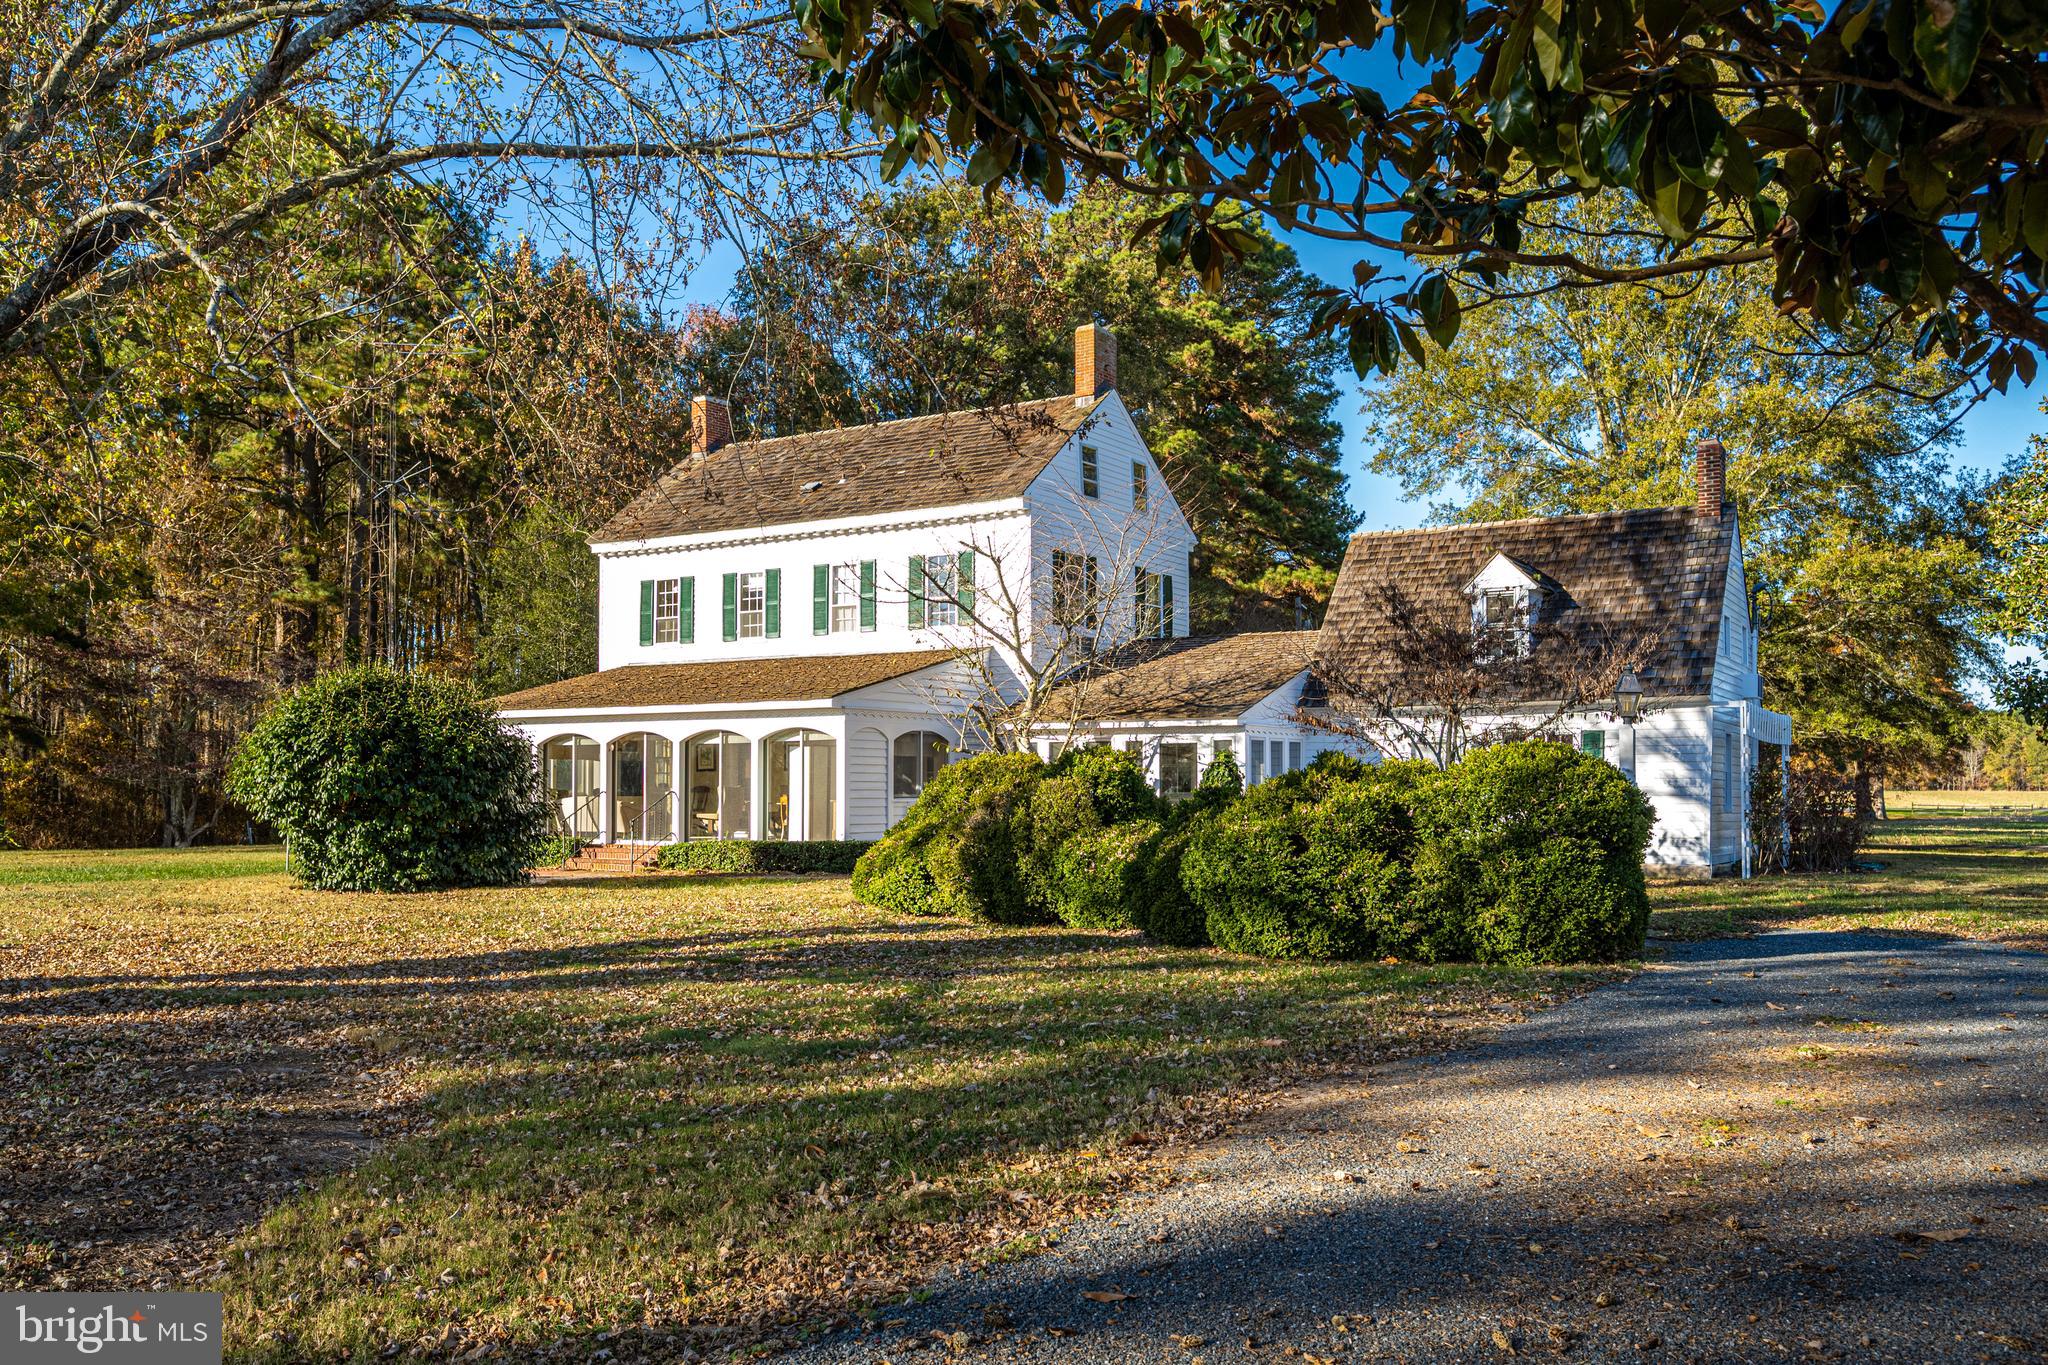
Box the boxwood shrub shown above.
[654,839,872,875]
[1182,759,1431,960]
[850,752,1046,921]
[1048,819,1160,930]
[1412,741,1655,965]
[228,664,546,892]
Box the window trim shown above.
[737,570,767,639]
[829,562,861,634]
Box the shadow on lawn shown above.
[6,892,1532,1361]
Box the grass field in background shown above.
[0,857,1593,1361]
[1649,812,2048,950]
[0,844,288,886]
[1884,789,2048,812]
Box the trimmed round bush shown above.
[1183,760,1430,960]
[851,752,1045,920]
[229,664,546,892]
[1413,741,1655,964]
[1048,819,1160,929]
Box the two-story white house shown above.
[495,326,1344,846]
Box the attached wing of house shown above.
[1314,440,1792,877]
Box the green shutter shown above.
[722,573,738,642]
[679,576,695,644]
[764,568,781,638]
[814,563,830,635]
[907,557,926,628]
[1161,572,1174,637]
[859,561,877,631]
[956,550,975,618]
[639,580,655,646]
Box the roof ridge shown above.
[696,393,1095,462]
[1348,505,1691,540]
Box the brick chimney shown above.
[691,395,732,458]
[1074,322,1117,400]
[1695,437,1726,520]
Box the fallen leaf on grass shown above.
[1897,1228,1972,1243]
[1492,1327,1518,1355]
[1082,1290,1133,1303]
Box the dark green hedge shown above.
[1183,758,1433,960]
[228,664,546,892]
[1411,741,1654,965]
[653,839,872,875]
[851,752,1047,920]
[849,738,1653,967]
[1048,819,1159,930]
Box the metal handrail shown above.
[629,788,677,872]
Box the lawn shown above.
[1649,812,2048,951]
[0,852,1596,1362]
[1884,788,2048,813]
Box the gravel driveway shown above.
[782,931,2048,1363]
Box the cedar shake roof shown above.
[1042,632,1319,723]
[1319,505,1735,701]
[494,649,962,713]
[595,395,1104,543]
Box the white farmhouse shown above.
[1315,441,1793,878]
[495,326,1343,849]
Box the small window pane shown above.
[1580,730,1606,759]
[1248,739,1264,784]
[894,730,949,799]
[1132,460,1147,512]
[1288,741,1302,771]
[1081,444,1099,498]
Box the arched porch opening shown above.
[765,728,836,841]
[539,735,602,841]
[681,731,751,840]
[610,733,675,842]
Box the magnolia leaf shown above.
[1913,0,1988,101]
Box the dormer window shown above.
[1465,553,1552,658]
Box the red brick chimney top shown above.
[1695,438,1726,520]
[1074,323,1116,401]
[691,396,733,458]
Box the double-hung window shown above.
[831,563,861,633]
[1136,569,1173,638]
[923,554,959,627]
[737,571,767,639]
[1052,549,1100,629]
[653,579,681,643]
[1159,741,1199,798]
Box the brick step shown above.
[558,843,662,874]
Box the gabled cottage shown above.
[496,326,1342,846]
[1316,442,1792,877]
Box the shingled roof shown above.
[1042,632,1319,723]
[494,649,962,713]
[1319,506,1735,701]
[595,395,1104,543]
